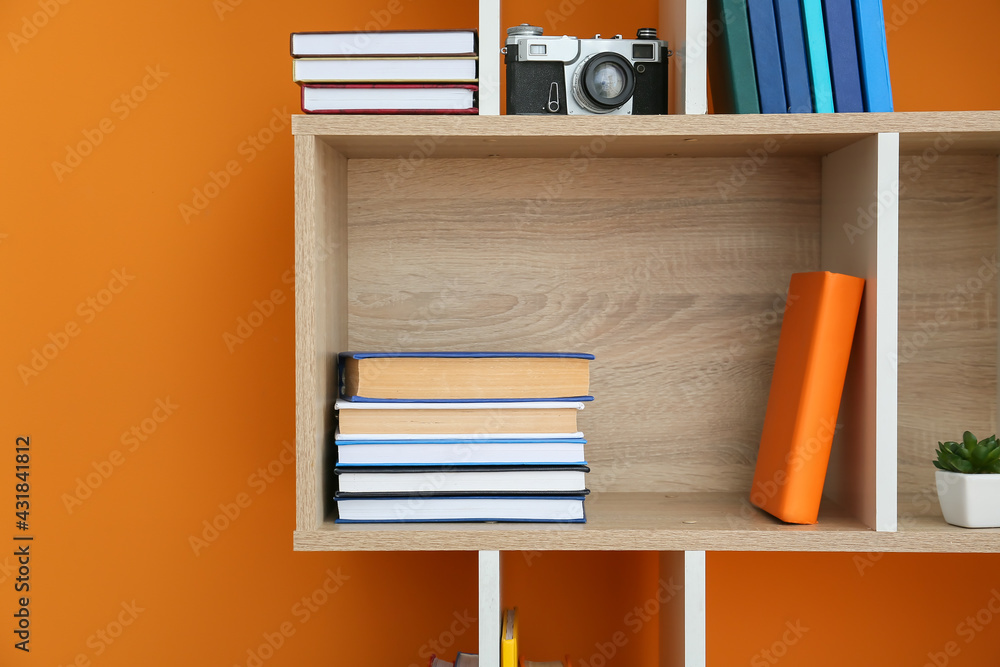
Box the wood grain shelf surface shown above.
[292,111,1000,158]
[292,492,1000,552]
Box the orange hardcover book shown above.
[750,271,865,524]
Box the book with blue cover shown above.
[335,437,587,466]
[746,0,788,113]
[823,0,865,112]
[334,494,588,523]
[773,0,813,112]
[800,0,835,112]
[339,352,594,402]
[334,464,591,494]
[852,0,893,111]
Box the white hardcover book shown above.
[293,57,477,83]
[291,30,476,57]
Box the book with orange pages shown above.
[750,271,865,524]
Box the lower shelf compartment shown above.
[293,492,1000,551]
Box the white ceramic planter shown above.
[936,470,1000,528]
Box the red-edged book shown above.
[300,83,478,114]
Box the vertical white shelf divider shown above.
[659,551,706,667]
[659,0,708,114]
[478,0,502,115]
[684,551,707,667]
[479,550,501,666]
[821,132,900,532]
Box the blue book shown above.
[334,494,588,523]
[801,0,835,112]
[338,351,594,402]
[773,0,813,112]
[852,0,893,111]
[746,0,788,113]
[335,437,588,466]
[823,0,864,112]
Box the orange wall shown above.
[2,0,998,665]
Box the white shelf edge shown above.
[479,550,501,666]
[478,0,502,115]
[821,133,899,532]
[660,0,708,114]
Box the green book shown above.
[707,0,761,113]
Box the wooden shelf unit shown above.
[293,112,1000,666]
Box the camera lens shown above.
[592,62,626,98]
[572,52,636,113]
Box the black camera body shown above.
[505,25,669,115]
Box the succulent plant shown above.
[934,431,1000,474]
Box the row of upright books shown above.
[290,29,479,114]
[708,0,892,113]
[334,352,593,523]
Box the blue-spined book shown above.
[746,0,788,113]
[338,351,594,402]
[852,0,893,111]
[823,0,865,112]
[800,0,835,112]
[773,0,813,112]
[334,494,588,523]
[335,437,587,466]
[334,464,591,494]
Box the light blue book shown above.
[800,0,835,112]
[852,0,894,111]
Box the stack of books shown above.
[708,0,892,113]
[333,352,594,523]
[290,29,479,114]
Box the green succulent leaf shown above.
[955,458,975,473]
[944,441,963,457]
[933,433,1000,472]
[970,443,988,468]
[984,447,1000,466]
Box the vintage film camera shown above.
[504,24,669,115]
